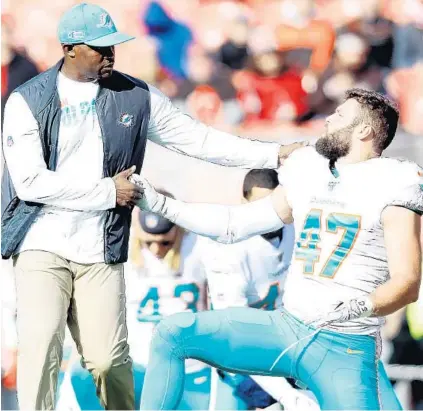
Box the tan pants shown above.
[13,251,134,410]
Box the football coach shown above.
[1,3,304,410]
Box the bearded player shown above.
[134,88,422,410]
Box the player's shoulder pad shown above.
[286,145,319,162]
[375,157,422,187]
[378,157,423,215]
[278,145,324,185]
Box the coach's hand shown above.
[278,141,309,165]
[112,166,144,208]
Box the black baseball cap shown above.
[139,211,175,235]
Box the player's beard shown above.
[315,125,354,162]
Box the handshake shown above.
[111,166,163,211]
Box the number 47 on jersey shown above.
[295,209,361,278]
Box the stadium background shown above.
[1,0,423,409]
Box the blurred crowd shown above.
[1,0,423,409]
[2,0,423,136]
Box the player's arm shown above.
[132,175,293,244]
[3,93,116,211]
[310,205,422,328]
[369,206,421,316]
[146,85,305,169]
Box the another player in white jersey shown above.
[135,88,422,410]
[126,207,210,410]
[205,170,294,313]
[57,199,211,410]
[204,169,318,411]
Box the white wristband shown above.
[355,296,374,318]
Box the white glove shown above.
[305,296,374,329]
[129,174,165,213]
[280,389,320,411]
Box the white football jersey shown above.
[201,224,295,310]
[125,232,208,370]
[280,147,423,334]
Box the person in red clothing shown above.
[186,85,223,125]
[233,29,309,125]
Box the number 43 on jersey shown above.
[295,209,361,278]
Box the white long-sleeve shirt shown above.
[2,74,280,263]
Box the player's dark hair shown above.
[243,169,279,199]
[345,88,399,153]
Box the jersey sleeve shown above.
[383,163,423,216]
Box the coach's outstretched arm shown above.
[132,175,293,244]
[147,86,306,169]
